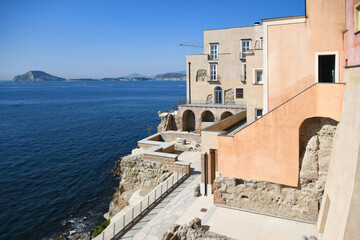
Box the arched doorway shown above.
[221,111,233,120]
[182,110,195,131]
[201,110,215,122]
[214,86,222,104]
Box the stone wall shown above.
[213,118,338,222]
[160,131,201,143]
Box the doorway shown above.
[318,55,335,83]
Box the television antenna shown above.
[179,42,203,48]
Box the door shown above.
[318,55,335,83]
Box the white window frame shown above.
[210,64,217,81]
[256,108,263,119]
[210,44,218,60]
[315,51,339,83]
[242,40,251,59]
[355,2,360,32]
[253,68,263,85]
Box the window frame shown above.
[241,40,251,59]
[210,64,217,81]
[253,68,263,85]
[355,2,360,33]
[210,44,218,60]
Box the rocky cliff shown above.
[105,154,170,220]
[13,71,65,82]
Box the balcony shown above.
[208,74,221,82]
[208,54,218,61]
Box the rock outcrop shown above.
[157,110,178,133]
[162,218,233,240]
[196,69,207,82]
[224,89,234,105]
[206,94,213,103]
[105,154,169,220]
[213,118,338,222]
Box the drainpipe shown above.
[204,152,208,196]
[188,62,191,104]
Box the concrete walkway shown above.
[204,206,319,240]
[119,151,201,240]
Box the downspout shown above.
[188,62,191,104]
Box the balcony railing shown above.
[177,99,246,109]
[208,54,218,61]
[208,74,221,82]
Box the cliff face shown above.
[105,154,170,220]
[13,71,65,82]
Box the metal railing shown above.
[208,75,221,82]
[93,171,187,240]
[177,99,247,109]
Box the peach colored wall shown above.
[317,67,360,239]
[266,0,346,110]
[217,84,344,187]
[345,0,360,66]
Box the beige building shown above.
[178,24,264,132]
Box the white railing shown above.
[93,171,187,240]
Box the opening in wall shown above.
[315,52,339,83]
[256,108,263,119]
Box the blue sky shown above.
[0,0,305,80]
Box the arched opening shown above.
[182,110,195,132]
[221,111,233,120]
[201,111,215,122]
[298,117,338,222]
[214,86,222,104]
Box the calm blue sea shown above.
[0,80,185,240]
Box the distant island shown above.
[13,71,186,82]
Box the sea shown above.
[0,80,185,240]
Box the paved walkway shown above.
[119,152,201,240]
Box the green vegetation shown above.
[92,220,110,237]
[162,169,169,174]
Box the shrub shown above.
[92,220,110,237]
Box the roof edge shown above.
[261,15,306,22]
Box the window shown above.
[260,37,263,49]
[255,70,263,84]
[256,109,263,119]
[358,6,360,31]
[210,64,217,81]
[244,64,247,80]
[214,86,222,104]
[236,88,244,99]
[210,44,218,60]
[242,40,251,59]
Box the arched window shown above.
[214,86,222,104]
